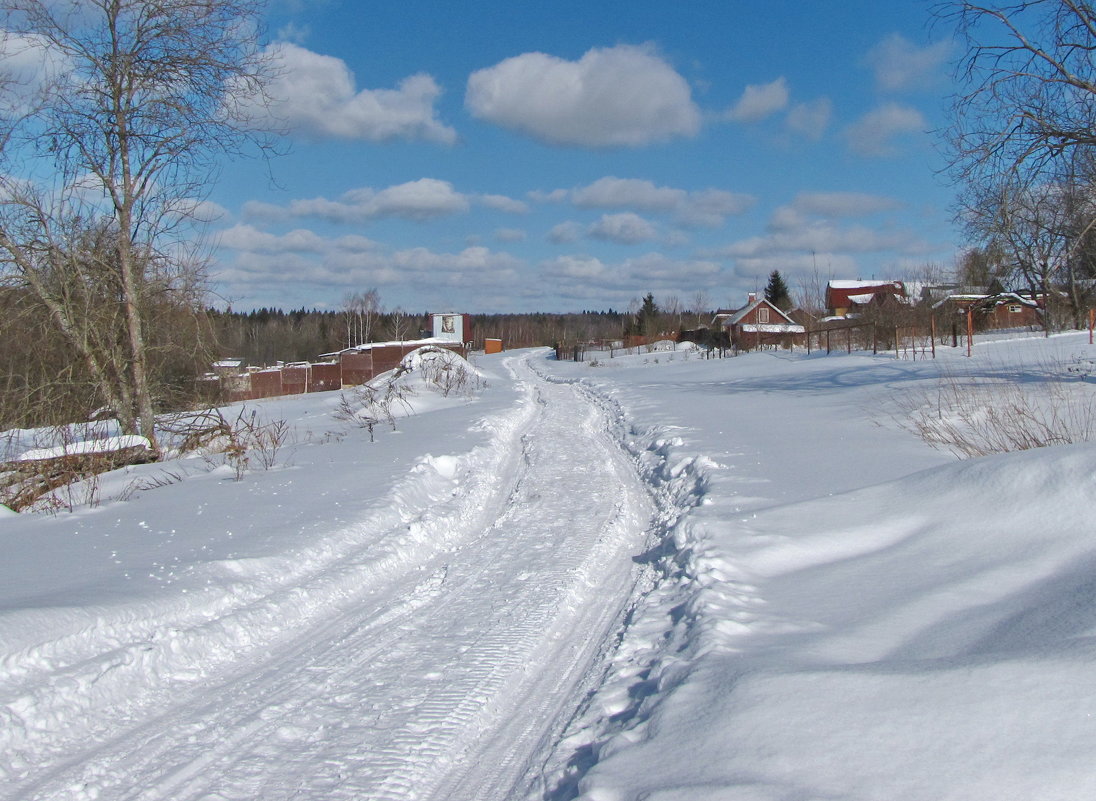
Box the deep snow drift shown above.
[3,335,1096,800]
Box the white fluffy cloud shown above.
[241,179,527,224]
[560,177,754,228]
[547,221,585,244]
[494,227,527,242]
[218,236,521,294]
[217,224,334,254]
[786,97,833,140]
[0,32,73,116]
[844,103,927,157]
[539,253,722,293]
[789,192,901,219]
[465,44,701,147]
[247,42,457,143]
[572,177,685,211]
[589,213,659,244]
[864,34,951,92]
[479,194,530,214]
[726,77,789,123]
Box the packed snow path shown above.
[3,355,656,801]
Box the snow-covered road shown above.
[2,356,656,801]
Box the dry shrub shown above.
[415,347,486,398]
[163,407,294,480]
[894,358,1096,458]
[334,366,414,442]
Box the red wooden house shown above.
[713,294,805,351]
[826,280,905,317]
[932,292,1044,331]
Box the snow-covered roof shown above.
[828,279,902,290]
[320,337,455,359]
[931,292,1041,311]
[716,297,798,328]
[738,324,806,334]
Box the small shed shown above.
[432,313,474,345]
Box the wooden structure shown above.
[713,294,805,351]
[826,280,906,317]
[202,340,468,403]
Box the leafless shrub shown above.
[166,406,293,479]
[118,468,187,501]
[334,370,414,442]
[892,358,1096,458]
[415,348,486,398]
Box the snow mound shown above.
[578,440,1096,800]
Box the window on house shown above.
[758,307,770,323]
[1008,305,1022,313]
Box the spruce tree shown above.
[764,271,792,310]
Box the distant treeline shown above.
[209,307,643,366]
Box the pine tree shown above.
[764,271,792,310]
[638,292,660,339]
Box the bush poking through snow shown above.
[335,348,485,441]
[412,347,487,398]
[894,359,1096,458]
[165,407,294,480]
[335,366,415,442]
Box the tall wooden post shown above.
[966,307,974,357]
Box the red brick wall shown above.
[209,343,470,401]
[339,351,374,386]
[308,363,341,393]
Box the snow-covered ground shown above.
[4,335,1096,799]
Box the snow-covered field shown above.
[4,334,1096,800]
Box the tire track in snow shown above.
[9,353,656,801]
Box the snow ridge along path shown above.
[2,352,656,801]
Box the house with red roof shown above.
[825,280,905,318]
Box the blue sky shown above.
[209,0,960,313]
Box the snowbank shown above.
[537,335,1096,801]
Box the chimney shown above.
[748,292,757,305]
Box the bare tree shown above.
[0,0,271,454]
[939,1,1096,183]
[690,289,711,327]
[795,267,829,316]
[341,288,382,347]
[963,175,1096,329]
[387,307,411,342]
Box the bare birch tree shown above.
[0,0,271,454]
[342,288,382,347]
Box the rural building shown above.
[932,292,1044,331]
[826,280,905,317]
[432,313,474,344]
[713,293,805,350]
[203,339,468,403]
